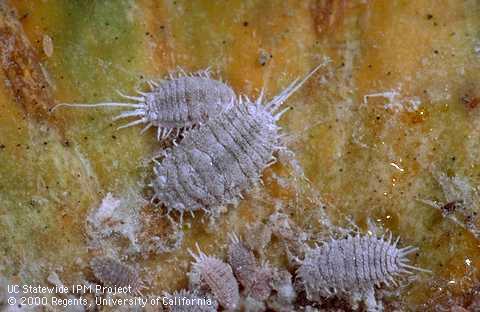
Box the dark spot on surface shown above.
[259,50,272,66]
[0,144,5,149]
[434,50,439,54]
[441,200,463,215]
[243,21,249,27]
[43,141,48,145]
[112,135,117,140]
[462,94,480,110]
[426,14,433,20]
[160,25,165,30]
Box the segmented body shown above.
[153,99,278,213]
[189,246,240,310]
[247,265,273,301]
[227,233,273,301]
[297,234,425,294]
[52,69,235,140]
[153,65,322,213]
[147,76,235,127]
[90,256,143,294]
[227,233,258,289]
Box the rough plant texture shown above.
[2,0,480,310]
[420,172,480,239]
[86,192,143,252]
[297,234,421,297]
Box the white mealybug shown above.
[227,233,273,301]
[188,244,240,310]
[227,233,257,289]
[153,64,322,214]
[52,69,236,140]
[297,233,430,297]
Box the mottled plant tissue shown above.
[419,172,480,239]
[86,192,144,252]
[2,1,480,311]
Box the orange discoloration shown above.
[0,2,56,120]
[311,0,347,37]
[138,0,174,75]
[138,203,175,246]
[400,110,428,125]
[0,0,479,307]
[462,94,480,111]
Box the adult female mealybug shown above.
[52,69,235,141]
